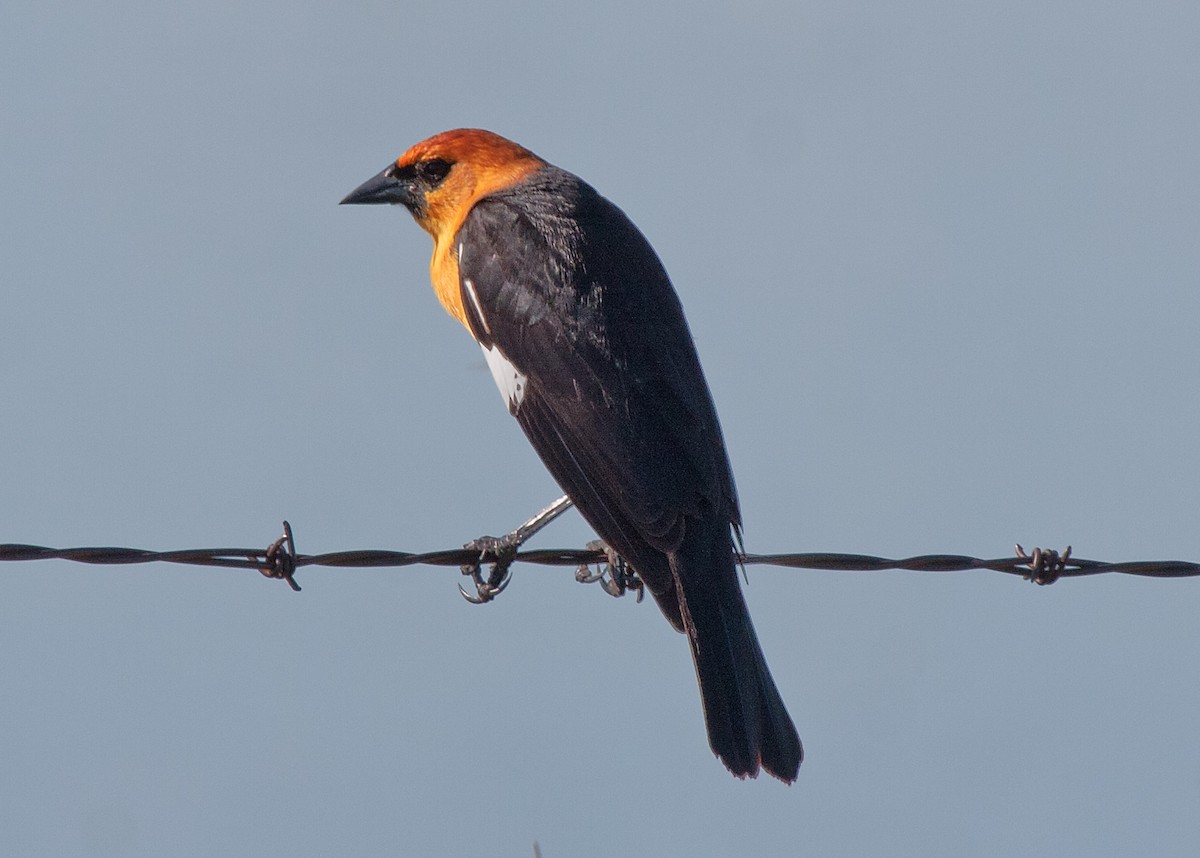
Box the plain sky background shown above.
[3,2,1199,855]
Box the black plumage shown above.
[455,167,802,781]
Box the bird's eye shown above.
[417,158,452,186]
[387,163,415,182]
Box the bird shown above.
[340,129,802,782]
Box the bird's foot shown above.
[575,540,643,602]
[458,495,576,605]
[459,533,520,604]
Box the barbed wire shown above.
[3,521,1198,599]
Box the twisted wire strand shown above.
[3,524,1196,590]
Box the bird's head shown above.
[340,129,544,240]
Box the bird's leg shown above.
[575,540,644,602]
[459,494,574,604]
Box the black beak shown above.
[340,164,415,207]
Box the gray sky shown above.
[3,1,1199,855]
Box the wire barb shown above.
[1012,544,1070,590]
[259,521,300,591]
[1014,544,1071,586]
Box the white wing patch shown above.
[460,253,523,411]
[481,343,527,413]
[462,277,492,336]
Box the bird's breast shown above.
[429,235,470,329]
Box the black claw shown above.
[457,577,509,604]
[575,540,642,601]
[600,576,625,598]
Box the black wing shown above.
[456,168,740,620]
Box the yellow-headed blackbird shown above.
[342,129,801,781]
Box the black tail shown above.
[669,521,802,782]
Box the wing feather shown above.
[456,170,739,607]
